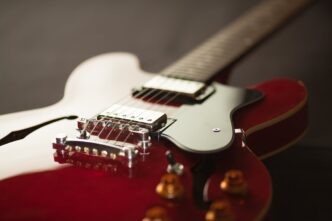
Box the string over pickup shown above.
[133,76,215,102]
[98,104,167,131]
[142,76,206,98]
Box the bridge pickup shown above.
[142,76,206,98]
[98,104,167,131]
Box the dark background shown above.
[0,0,331,220]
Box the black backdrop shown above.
[0,0,332,220]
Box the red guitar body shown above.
[0,52,307,221]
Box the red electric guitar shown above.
[0,0,309,220]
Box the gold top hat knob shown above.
[142,206,170,221]
[205,200,234,221]
[220,169,247,195]
[156,173,184,200]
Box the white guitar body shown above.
[0,52,152,180]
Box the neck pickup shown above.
[134,76,214,102]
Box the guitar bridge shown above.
[53,108,161,168]
[53,134,138,168]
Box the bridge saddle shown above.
[53,105,169,168]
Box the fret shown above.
[161,0,311,82]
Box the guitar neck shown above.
[160,0,311,82]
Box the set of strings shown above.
[80,72,193,147]
[74,0,307,151]
[79,29,221,146]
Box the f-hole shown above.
[0,115,78,146]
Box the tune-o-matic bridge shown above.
[53,105,170,168]
[53,133,138,168]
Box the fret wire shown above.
[83,0,311,142]
[160,0,311,82]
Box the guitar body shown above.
[0,53,307,220]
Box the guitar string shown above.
[91,87,158,139]
[84,73,205,141]
[92,62,212,144]
[107,69,203,144]
[80,91,136,132]
[81,68,187,137]
[83,87,150,138]
[81,28,224,138]
[81,0,286,136]
[81,57,218,150]
[117,92,180,147]
[93,76,180,141]
[102,71,202,145]
[81,36,217,143]
[111,90,180,146]
[83,75,174,139]
[121,73,208,119]
[107,88,179,145]
[80,41,240,151]
[74,0,304,154]
[108,69,216,146]
[105,89,178,146]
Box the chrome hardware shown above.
[121,147,137,168]
[53,134,138,168]
[55,133,67,144]
[64,113,160,168]
[135,76,215,101]
[92,148,98,156]
[78,117,88,125]
[165,150,184,176]
[98,104,167,131]
[143,75,206,98]
[234,128,247,147]
[136,128,151,151]
[78,130,90,139]
[53,149,133,175]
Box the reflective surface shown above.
[162,82,263,153]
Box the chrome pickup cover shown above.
[99,104,167,131]
[143,76,205,98]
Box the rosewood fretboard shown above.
[161,0,311,82]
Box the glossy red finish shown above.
[208,138,271,221]
[234,79,308,158]
[0,136,271,221]
[0,79,307,221]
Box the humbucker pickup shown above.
[142,76,206,98]
[98,104,167,131]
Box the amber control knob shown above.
[220,169,247,195]
[205,200,234,221]
[156,173,184,200]
[142,206,170,221]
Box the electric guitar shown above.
[0,0,310,220]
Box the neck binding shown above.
[160,0,311,82]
